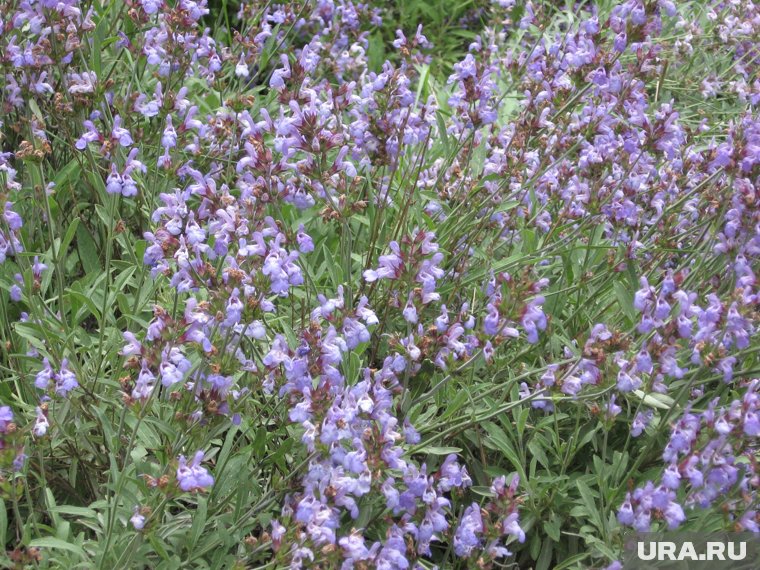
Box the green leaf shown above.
[482,421,527,481]
[76,223,100,274]
[576,479,603,532]
[53,158,81,192]
[543,514,562,542]
[148,533,171,561]
[28,99,45,123]
[528,437,551,470]
[29,536,90,561]
[0,499,6,547]
[435,111,451,156]
[554,552,591,570]
[632,390,675,410]
[48,506,97,519]
[58,218,80,262]
[470,486,496,497]
[536,537,554,570]
[414,64,431,106]
[67,288,102,322]
[190,496,208,548]
[421,446,462,455]
[613,280,636,322]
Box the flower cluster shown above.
[0,0,757,567]
[454,475,525,562]
[619,380,760,533]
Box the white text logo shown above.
[637,541,747,562]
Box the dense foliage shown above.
[0,0,758,568]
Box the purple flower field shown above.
[0,0,758,568]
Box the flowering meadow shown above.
[0,0,758,568]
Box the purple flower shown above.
[131,506,146,530]
[75,120,101,150]
[271,520,286,542]
[111,116,133,147]
[235,55,249,78]
[403,420,420,444]
[521,297,547,343]
[0,406,13,433]
[160,347,191,387]
[498,511,524,543]
[35,358,54,391]
[140,0,162,14]
[9,448,26,470]
[744,411,760,436]
[338,533,370,562]
[606,395,622,418]
[32,256,47,279]
[9,274,22,301]
[296,225,314,253]
[32,357,78,397]
[484,303,501,335]
[452,54,477,81]
[176,451,214,491]
[106,167,123,195]
[33,407,49,437]
[3,203,23,231]
[617,370,642,392]
[662,463,681,489]
[270,55,291,90]
[663,501,685,529]
[454,503,483,557]
[402,298,418,324]
[161,116,177,149]
[121,332,142,356]
[617,496,635,525]
[132,366,155,400]
[439,455,472,491]
[631,410,653,437]
[364,242,402,281]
